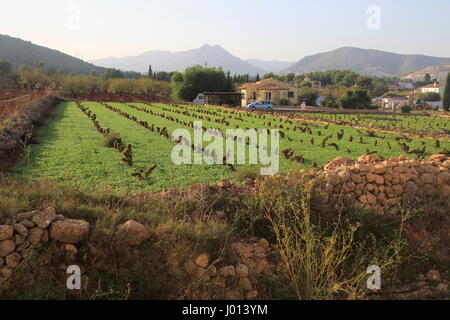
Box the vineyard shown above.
[10,101,450,192]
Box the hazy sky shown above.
[1,0,449,62]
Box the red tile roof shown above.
[257,84,290,91]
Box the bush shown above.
[275,98,290,106]
[234,167,260,182]
[400,105,412,114]
[101,132,122,148]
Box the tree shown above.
[418,92,441,102]
[424,73,431,83]
[255,74,260,82]
[263,72,275,80]
[171,65,228,101]
[339,89,372,109]
[443,73,450,112]
[0,59,12,77]
[148,65,153,78]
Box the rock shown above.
[236,264,249,278]
[436,283,448,294]
[258,238,270,249]
[195,253,210,268]
[0,225,14,241]
[426,270,441,282]
[239,277,253,291]
[351,173,362,184]
[54,214,67,222]
[325,173,341,186]
[16,240,30,253]
[0,257,3,268]
[20,219,36,229]
[0,240,15,257]
[324,157,350,171]
[16,210,39,221]
[429,154,447,162]
[29,228,44,246]
[207,265,217,278]
[225,288,243,300]
[245,291,258,300]
[0,267,13,279]
[64,244,78,254]
[51,219,90,244]
[31,207,56,229]
[5,252,21,268]
[218,266,236,278]
[14,234,26,245]
[184,260,197,276]
[13,223,28,237]
[398,155,408,161]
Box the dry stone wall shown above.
[321,154,450,214]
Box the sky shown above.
[1,0,450,62]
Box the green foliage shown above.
[171,65,230,101]
[101,132,122,148]
[418,92,441,102]
[400,105,412,114]
[443,73,450,112]
[298,87,320,106]
[339,89,372,109]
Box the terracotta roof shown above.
[420,83,444,89]
[257,84,290,91]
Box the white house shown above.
[383,97,409,109]
[420,82,445,95]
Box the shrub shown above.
[400,105,412,114]
[101,132,122,148]
[234,167,260,182]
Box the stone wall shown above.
[321,154,450,214]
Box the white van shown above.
[193,93,205,105]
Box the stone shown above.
[64,244,78,254]
[436,283,448,294]
[325,173,341,186]
[426,270,441,282]
[29,228,44,246]
[14,234,26,245]
[225,288,243,300]
[195,253,210,268]
[0,225,14,241]
[31,207,56,229]
[429,154,447,162]
[258,238,270,249]
[16,210,39,221]
[51,219,90,244]
[374,175,384,185]
[0,257,3,268]
[420,174,434,185]
[366,193,377,206]
[20,219,36,229]
[239,277,253,291]
[5,252,21,268]
[0,267,13,279]
[184,260,197,276]
[324,157,350,171]
[236,264,249,278]
[245,291,258,300]
[351,173,362,184]
[218,266,236,278]
[0,240,15,257]
[13,223,28,237]
[207,265,217,278]
[16,240,30,253]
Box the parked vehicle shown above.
[193,93,205,105]
[246,100,274,111]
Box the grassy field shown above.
[11,101,450,192]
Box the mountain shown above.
[91,44,267,76]
[282,47,450,77]
[0,34,104,75]
[402,63,450,83]
[245,59,295,73]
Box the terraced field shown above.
[11,101,450,192]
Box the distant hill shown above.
[402,63,450,83]
[0,34,104,75]
[91,44,267,76]
[282,47,450,77]
[245,59,295,73]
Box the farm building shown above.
[239,78,301,106]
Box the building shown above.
[382,97,409,109]
[420,82,445,95]
[239,78,301,106]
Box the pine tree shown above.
[443,72,450,112]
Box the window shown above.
[265,92,272,100]
[288,91,294,98]
[252,92,257,100]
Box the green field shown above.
[11,101,450,192]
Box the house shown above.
[239,78,301,106]
[382,97,409,109]
[420,82,445,95]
